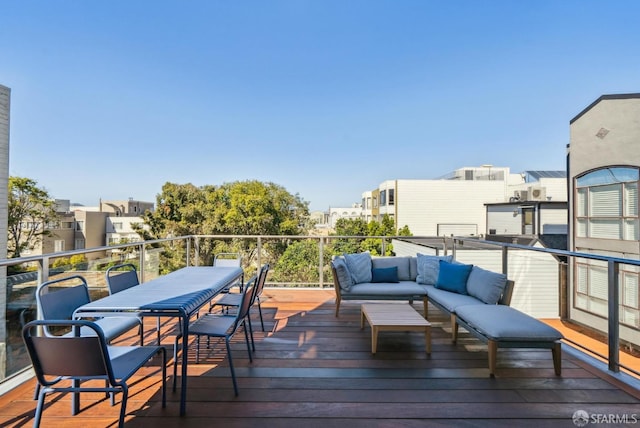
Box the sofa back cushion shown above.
[435,260,473,295]
[371,256,411,281]
[371,266,399,283]
[332,258,354,291]
[344,252,372,284]
[416,253,453,285]
[466,265,508,304]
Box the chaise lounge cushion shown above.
[344,252,372,284]
[455,305,563,342]
[416,254,453,285]
[466,265,508,305]
[424,285,481,312]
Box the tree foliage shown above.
[7,176,58,258]
[271,239,331,284]
[330,214,413,256]
[136,180,309,271]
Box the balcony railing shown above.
[1,234,639,391]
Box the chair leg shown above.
[246,315,256,352]
[33,383,40,400]
[225,337,239,396]
[257,299,265,332]
[34,388,47,427]
[159,347,167,408]
[118,385,128,428]
[243,320,253,362]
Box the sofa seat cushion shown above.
[343,281,427,296]
[425,285,482,312]
[455,305,563,342]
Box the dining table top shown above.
[76,265,244,315]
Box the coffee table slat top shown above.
[360,303,431,354]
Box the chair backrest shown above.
[253,263,270,302]
[234,280,257,330]
[213,253,242,268]
[105,263,140,294]
[23,319,116,387]
[37,275,91,321]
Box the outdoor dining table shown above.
[74,265,244,416]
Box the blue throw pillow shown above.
[466,265,508,304]
[371,266,399,283]
[344,252,372,284]
[435,260,473,295]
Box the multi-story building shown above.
[327,204,363,230]
[568,93,640,345]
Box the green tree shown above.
[271,239,330,284]
[331,217,368,255]
[136,180,309,272]
[7,176,58,258]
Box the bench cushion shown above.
[455,305,563,342]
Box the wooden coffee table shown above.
[360,303,431,354]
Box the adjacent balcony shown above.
[0,235,639,426]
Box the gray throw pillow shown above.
[332,258,354,291]
[416,253,453,285]
[344,252,372,284]
[466,265,508,305]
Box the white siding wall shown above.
[540,206,568,234]
[487,206,522,234]
[538,177,567,202]
[395,180,507,236]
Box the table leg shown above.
[180,314,188,416]
[425,326,431,355]
[360,310,365,329]
[371,326,378,354]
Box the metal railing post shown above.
[501,246,508,276]
[607,260,620,373]
[186,237,191,267]
[139,243,146,283]
[319,237,324,288]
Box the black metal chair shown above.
[186,277,257,396]
[23,319,166,428]
[212,263,269,332]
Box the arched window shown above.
[575,167,639,240]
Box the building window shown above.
[113,222,123,231]
[75,239,85,249]
[75,221,84,231]
[574,252,639,328]
[373,196,378,208]
[380,190,386,206]
[54,240,65,252]
[575,167,639,240]
[389,189,395,206]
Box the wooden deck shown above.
[1,289,639,427]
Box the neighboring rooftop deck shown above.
[1,289,639,427]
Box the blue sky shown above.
[2,1,640,212]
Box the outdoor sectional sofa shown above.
[330,252,564,376]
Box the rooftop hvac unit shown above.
[519,190,529,201]
[528,186,547,201]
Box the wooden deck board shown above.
[0,288,638,427]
